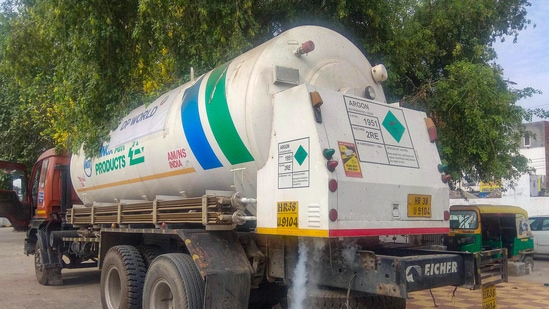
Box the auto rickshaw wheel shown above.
[523,256,534,272]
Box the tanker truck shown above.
[0,25,507,308]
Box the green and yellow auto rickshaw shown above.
[444,204,535,269]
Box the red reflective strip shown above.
[329,227,449,237]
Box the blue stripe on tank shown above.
[181,76,222,170]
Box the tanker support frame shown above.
[26,192,508,309]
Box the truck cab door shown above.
[0,161,31,230]
[30,158,50,219]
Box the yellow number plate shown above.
[482,285,496,309]
[407,194,432,217]
[277,201,299,229]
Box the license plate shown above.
[482,285,496,309]
[277,201,299,229]
[407,194,432,217]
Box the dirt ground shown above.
[0,227,547,309]
[0,227,101,309]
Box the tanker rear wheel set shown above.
[99,245,205,309]
[100,245,146,309]
[142,253,205,309]
[137,245,164,269]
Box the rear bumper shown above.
[306,246,507,298]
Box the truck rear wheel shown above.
[100,245,146,309]
[138,245,163,268]
[142,253,204,309]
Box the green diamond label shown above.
[382,111,405,143]
[278,138,310,189]
[344,96,418,168]
[294,146,308,166]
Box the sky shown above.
[493,0,549,120]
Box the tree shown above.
[357,0,535,183]
[0,0,536,184]
[0,0,55,167]
[254,0,536,183]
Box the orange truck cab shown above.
[0,150,82,257]
[28,150,80,220]
[25,150,81,254]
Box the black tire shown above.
[138,245,163,268]
[34,241,62,286]
[289,288,406,309]
[100,245,146,309]
[523,255,534,271]
[142,253,204,309]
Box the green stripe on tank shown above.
[205,62,254,165]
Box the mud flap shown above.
[36,231,63,285]
[398,254,466,292]
[178,230,253,308]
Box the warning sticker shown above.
[338,141,363,178]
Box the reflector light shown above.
[310,91,323,107]
[441,174,452,183]
[329,209,338,222]
[425,117,437,142]
[444,210,450,221]
[297,40,315,54]
[365,86,376,100]
[323,148,336,160]
[329,179,338,192]
[437,164,448,173]
[327,160,338,172]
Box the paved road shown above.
[407,253,549,308]
[0,227,547,308]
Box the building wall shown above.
[523,121,546,148]
[451,121,549,217]
[450,173,548,216]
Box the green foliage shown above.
[0,0,259,161]
[0,0,54,167]
[362,0,534,183]
[0,0,537,184]
[424,61,529,182]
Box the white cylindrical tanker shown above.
[70,26,386,206]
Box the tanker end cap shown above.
[371,64,388,83]
[296,40,315,55]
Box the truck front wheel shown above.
[100,245,146,309]
[34,241,62,286]
[142,253,204,309]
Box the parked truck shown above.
[0,26,506,308]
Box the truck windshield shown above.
[449,210,478,229]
